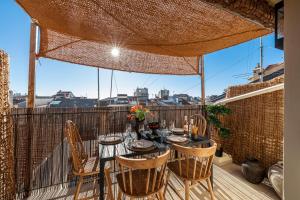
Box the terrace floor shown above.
[26,163,279,200]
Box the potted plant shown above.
[206,105,231,157]
[127,105,151,140]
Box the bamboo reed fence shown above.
[212,77,284,168]
[12,105,202,198]
[11,83,284,198]
[0,50,15,200]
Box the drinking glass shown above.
[161,119,166,129]
[125,123,133,139]
[169,120,175,130]
[126,123,132,133]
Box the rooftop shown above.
[0,1,287,199]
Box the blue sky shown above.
[1,0,284,99]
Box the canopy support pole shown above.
[199,56,205,105]
[27,22,37,108]
[109,70,114,98]
[97,68,100,106]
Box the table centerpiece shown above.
[127,105,151,140]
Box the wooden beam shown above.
[97,68,100,107]
[27,22,37,108]
[214,83,284,105]
[200,56,205,105]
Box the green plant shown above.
[206,105,231,138]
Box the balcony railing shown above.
[12,105,202,197]
[12,94,283,199]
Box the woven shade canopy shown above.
[17,0,273,75]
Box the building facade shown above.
[134,87,149,105]
[158,89,169,99]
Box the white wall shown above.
[284,0,300,199]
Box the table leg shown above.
[99,160,106,200]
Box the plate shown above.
[127,145,156,152]
[131,139,154,149]
[166,135,188,143]
[172,128,185,135]
[99,136,123,145]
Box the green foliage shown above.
[219,127,230,138]
[128,105,150,122]
[206,105,231,139]
[206,104,231,115]
[135,109,146,121]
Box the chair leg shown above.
[184,180,190,200]
[74,176,83,200]
[163,170,171,196]
[148,195,155,200]
[206,178,215,200]
[159,190,164,200]
[117,190,122,200]
[105,167,113,200]
[93,176,98,200]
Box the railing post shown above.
[13,111,18,196]
[113,111,116,134]
[25,108,33,197]
[61,113,64,185]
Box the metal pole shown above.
[259,37,264,82]
[110,70,114,98]
[199,56,205,106]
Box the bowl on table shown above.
[127,139,156,152]
[191,134,206,141]
[172,128,185,135]
[99,135,123,145]
[166,135,188,144]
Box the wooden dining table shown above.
[98,131,212,200]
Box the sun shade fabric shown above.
[39,29,199,75]
[17,0,271,75]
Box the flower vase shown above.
[134,119,144,140]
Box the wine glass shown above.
[161,119,166,129]
[126,123,132,132]
[169,120,175,131]
[125,123,132,139]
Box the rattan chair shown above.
[106,150,170,200]
[65,120,99,200]
[166,141,217,200]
